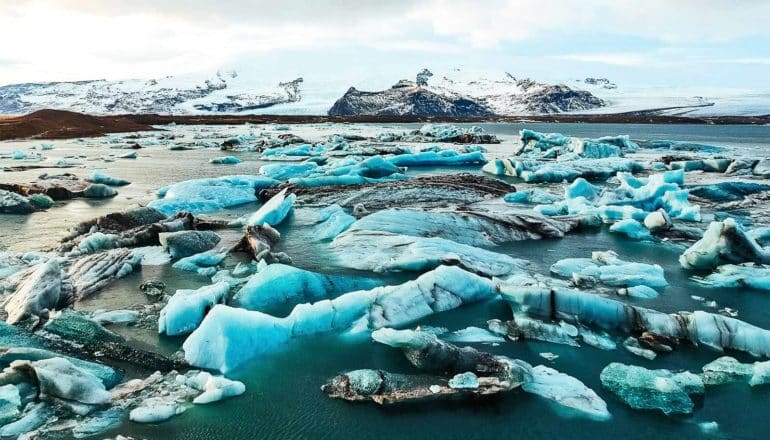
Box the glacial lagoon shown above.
[1,122,770,439]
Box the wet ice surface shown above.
[1,122,770,439]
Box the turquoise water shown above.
[1,122,770,439]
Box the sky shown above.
[1,0,769,89]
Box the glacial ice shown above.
[0,190,36,214]
[88,171,130,186]
[4,259,62,324]
[159,282,229,336]
[609,219,652,241]
[129,397,186,423]
[448,372,479,389]
[330,230,527,277]
[14,357,112,405]
[504,189,562,205]
[693,264,770,291]
[246,188,295,227]
[82,184,118,199]
[160,230,221,259]
[209,155,242,165]
[345,208,580,247]
[259,162,318,180]
[184,266,497,372]
[263,143,326,157]
[523,365,611,421]
[680,218,770,270]
[550,251,667,289]
[701,356,770,386]
[388,150,486,167]
[148,175,277,215]
[0,402,52,438]
[0,384,21,425]
[191,374,246,404]
[600,362,704,415]
[442,326,505,343]
[311,204,355,240]
[172,249,227,277]
[231,263,384,313]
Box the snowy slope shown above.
[0,67,766,116]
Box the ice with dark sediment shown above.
[680,218,770,270]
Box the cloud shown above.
[0,1,767,84]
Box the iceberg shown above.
[600,362,704,415]
[231,263,384,313]
[259,162,318,180]
[246,188,295,227]
[160,230,221,259]
[312,205,355,240]
[680,218,770,270]
[4,259,62,324]
[523,365,611,421]
[209,155,241,165]
[550,251,667,289]
[608,219,652,241]
[159,282,229,336]
[88,171,130,186]
[330,230,527,277]
[693,263,770,291]
[183,266,497,373]
[387,150,486,167]
[82,184,118,199]
[504,189,562,205]
[701,356,770,386]
[345,208,581,247]
[172,249,227,277]
[442,326,505,343]
[148,175,277,215]
[11,357,112,405]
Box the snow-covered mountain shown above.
[0,71,303,115]
[329,69,605,116]
[0,67,767,116]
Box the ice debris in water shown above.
[160,230,221,259]
[183,266,497,373]
[600,363,704,415]
[504,189,562,205]
[692,263,770,291]
[159,282,229,336]
[387,150,486,167]
[484,157,643,183]
[259,162,319,180]
[609,219,652,241]
[148,175,277,215]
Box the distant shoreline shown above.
[1,109,768,141]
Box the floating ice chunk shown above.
[4,259,61,324]
[694,263,770,290]
[159,282,229,336]
[643,209,672,232]
[263,143,325,157]
[71,408,123,438]
[0,190,36,214]
[160,230,220,259]
[622,337,657,360]
[690,181,770,202]
[209,155,241,165]
[448,372,479,389]
[698,421,720,434]
[184,266,497,373]
[190,374,246,404]
[579,327,617,350]
[18,357,112,405]
[92,309,139,325]
[330,230,527,277]
[442,326,505,343]
[289,173,408,188]
[83,184,118,199]
[88,171,130,186]
[504,189,562,204]
[609,219,652,241]
[149,175,277,215]
[0,347,122,387]
[246,188,295,227]
[523,365,611,421]
[565,178,598,201]
[259,162,318,180]
[701,356,770,386]
[129,397,186,423]
[550,258,597,278]
[510,316,580,346]
[388,151,486,167]
[172,249,227,277]
[551,252,666,288]
[600,363,704,415]
[231,263,383,313]
[680,218,770,270]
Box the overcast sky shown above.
[1,0,769,88]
